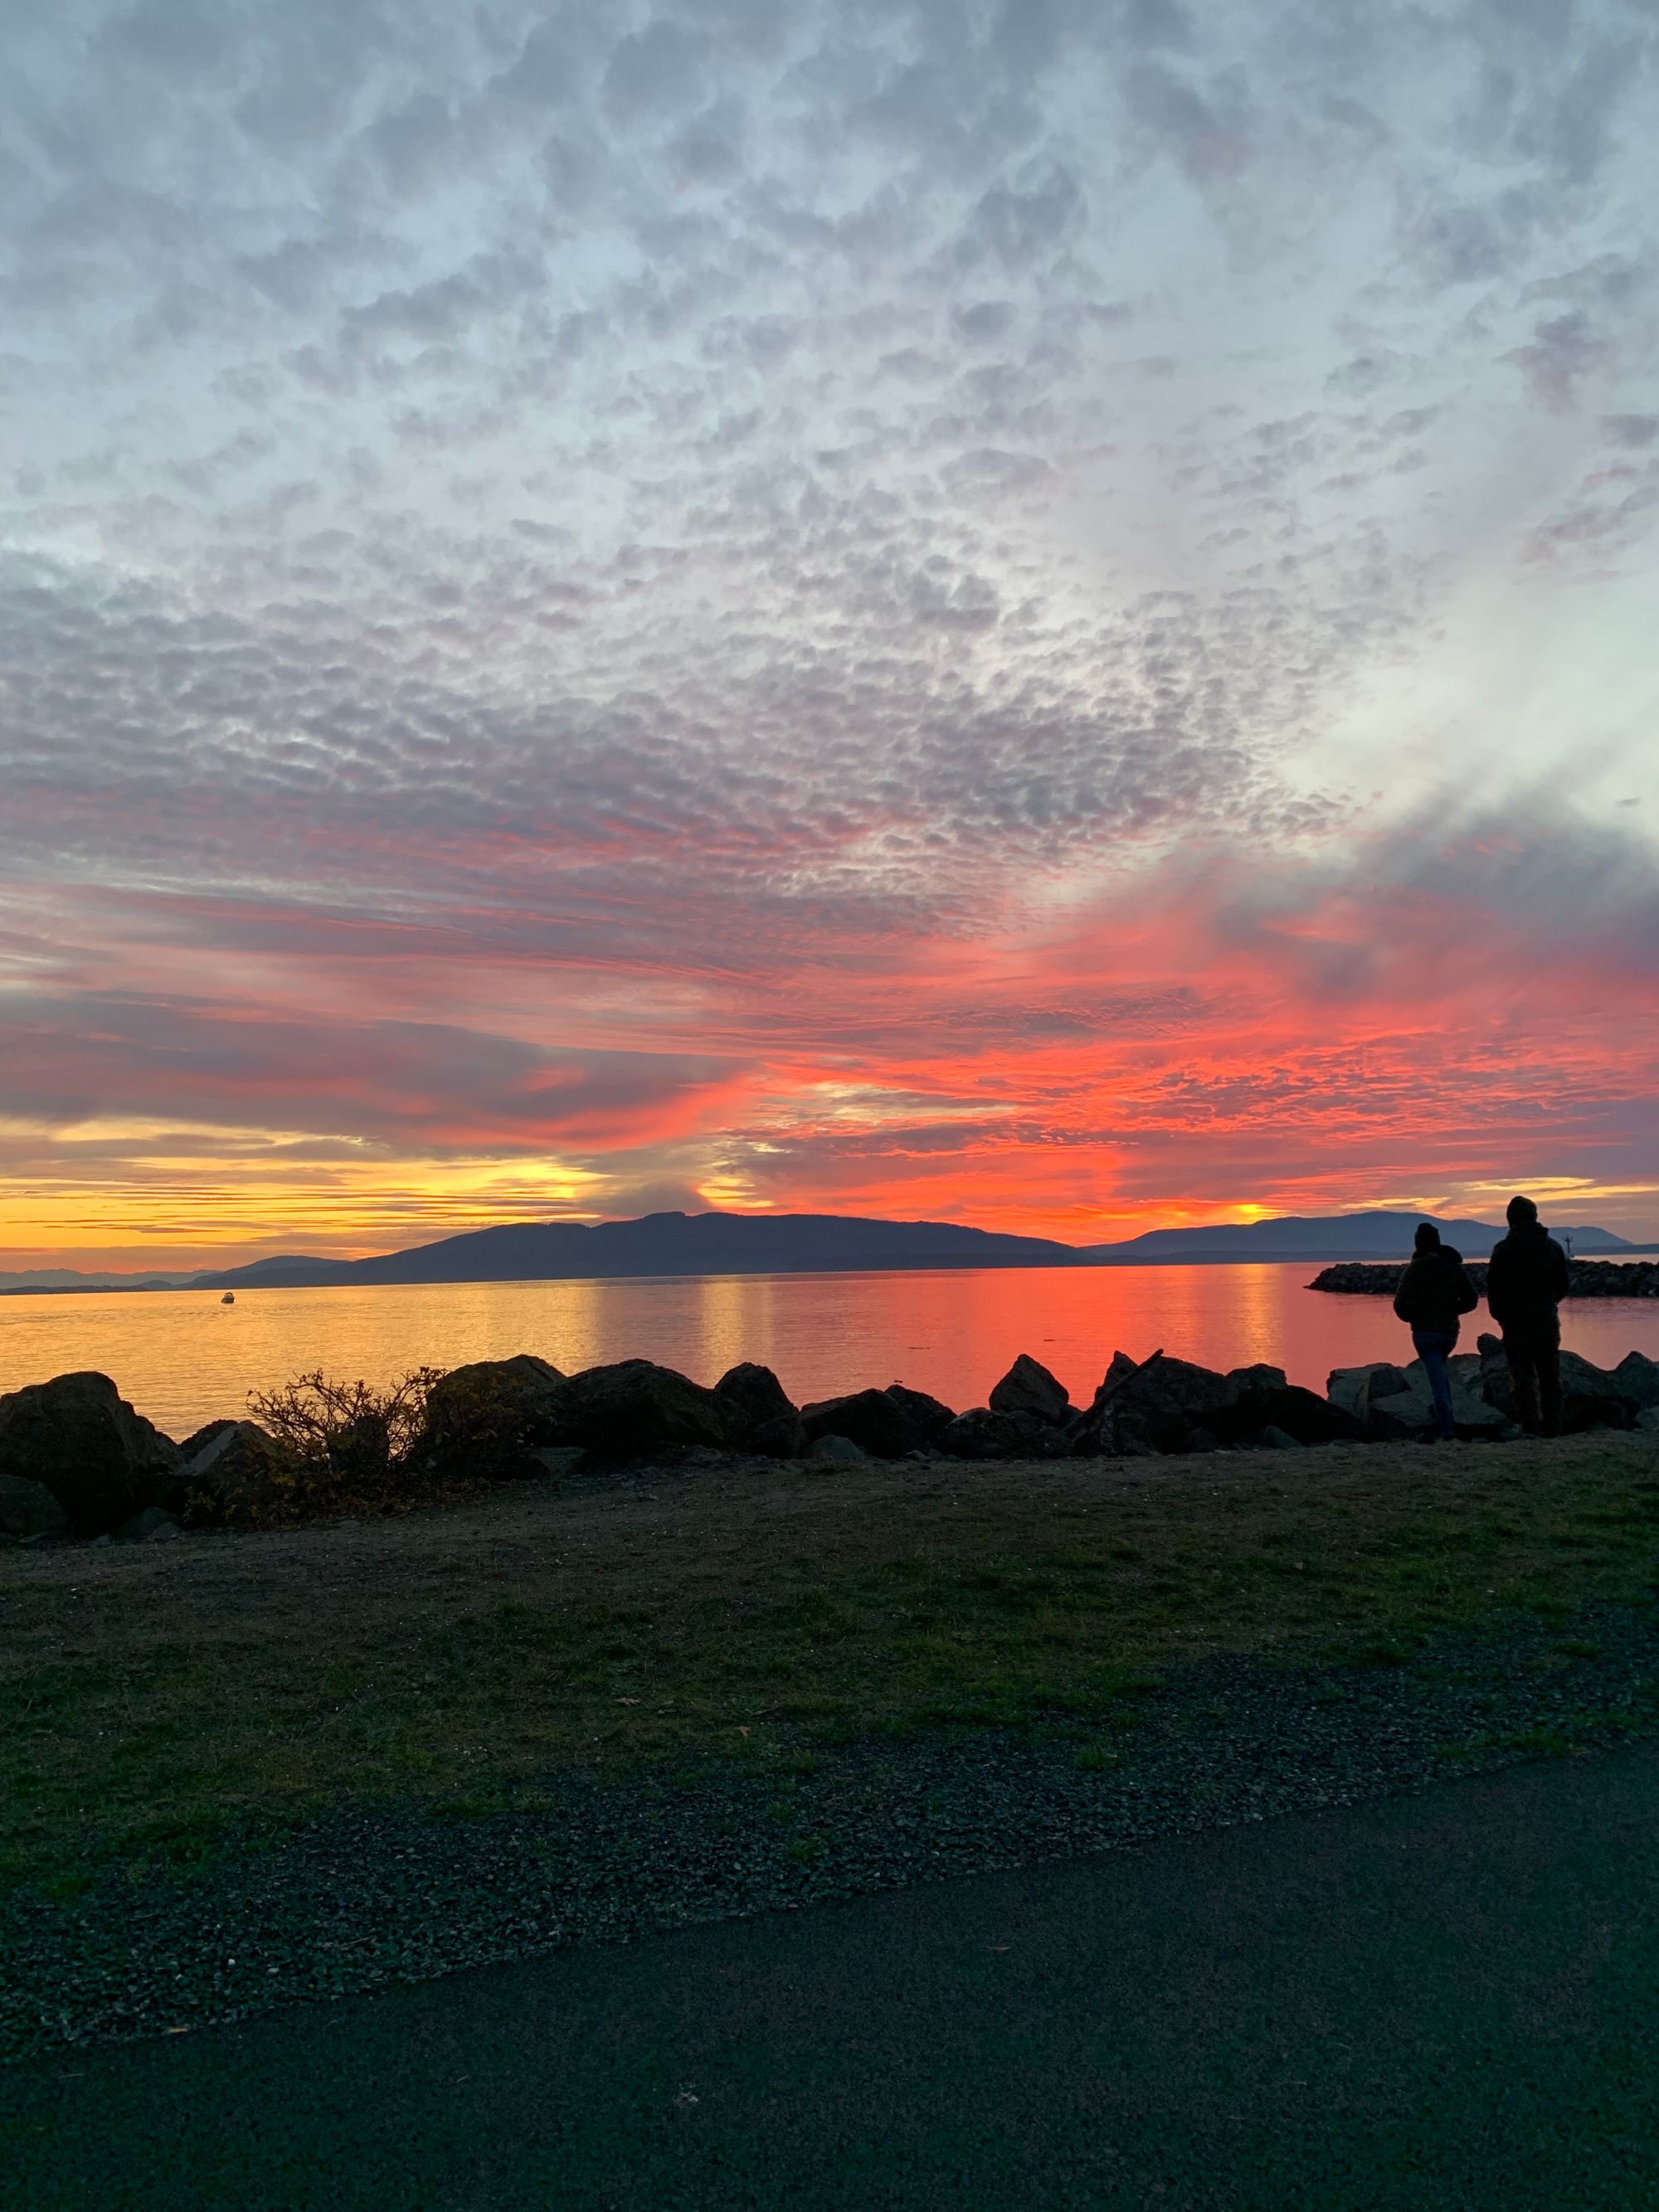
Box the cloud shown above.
[2,0,1658,1261]
[0,991,746,1151]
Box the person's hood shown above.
[1502,1221,1550,1247]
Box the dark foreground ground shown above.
[5,1741,1658,2212]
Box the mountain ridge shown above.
[1,1208,1643,1296]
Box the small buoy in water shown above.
[221,1292,235,1305]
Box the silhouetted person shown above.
[1486,1194,1571,1437]
[1392,1221,1478,1441]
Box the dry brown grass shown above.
[4,1432,1659,1892]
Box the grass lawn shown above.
[4,1434,1659,1895]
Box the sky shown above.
[2,0,1657,1271]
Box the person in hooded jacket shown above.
[1485,1194,1572,1437]
[1392,1222,1479,1441]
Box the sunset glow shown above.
[3,2,1657,1271]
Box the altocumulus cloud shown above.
[1,0,1657,1258]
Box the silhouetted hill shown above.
[1084,1211,1634,1262]
[191,1213,1082,1290]
[0,1266,192,1295]
[12,1208,1641,1298]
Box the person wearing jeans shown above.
[1411,1325,1459,1441]
[1392,1222,1481,1441]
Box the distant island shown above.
[0,1207,1646,1296]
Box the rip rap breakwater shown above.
[5,1337,1659,1546]
[1311,1259,1659,1299]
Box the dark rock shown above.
[1180,1427,1223,1454]
[1326,1364,1410,1422]
[1230,1363,1291,1393]
[714,1364,805,1459]
[1476,1334,1637,1432]
[1067,1350,1163,1455]
[883,1383,957,1440]
[1315,1259,1659,1301]
[116,1506,179,1542]
[0,1475,69,1541]
[177,1418,239,1465]
[0,1372,181,1537]
[550,1360,733,1460]
[988,1354,1070,1426]
[1240,1424,1303,1451]
[1092,1350,1142,1403]
[1071,1407,1162,1459]
[1556,1350,1638,1430]
[1476,1334,1516,1422]
[1357,1360,1507,1441]
[800,1388,924,1461]
[939,1406,1068,1461]
[807,1433,867,1465]
[528,1446,588,1481]
[1614,1352,1659,1411]
[173,1422,294,1528]
[419,1354,571,1480]
[1251,1383,1365,1446]
[1072,1353,1326,1454]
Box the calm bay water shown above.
[5,1264,1659,1440]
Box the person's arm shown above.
[1455,1266,1479,1315]
[1485,1244,1509,1325]
[1549,1239,1572,1302]
[1393,1263,1418,1324]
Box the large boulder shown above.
[0,1373,181,1537]
[808,1433,868,1466]
[1475,1334,1636,1432]
[549,1360,733,1460]
[1331,1359,1502,1441]
[988,1354,1071,1427]
[800,1388,925,1461]
[172,1422,294,1528]
[1613,1351,1659,1411]
[0,1475,70,1540]
[1556,1352,1638,1432]
[418,1354,570,1480]
[939,1406,1068,1461]
[883,1383,957,1440]
[1475,1334,1515,1421]
[177,1417,239,1465]
[1239,1382,1363,1446]
[1326,1364,1410,1424]
[713,1364,805,1458]
[1070,1353,1335,1454]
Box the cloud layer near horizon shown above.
[2,0,1657,1264]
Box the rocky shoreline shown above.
[1312,1258,1659,1297]
[5,1334,1659,1545]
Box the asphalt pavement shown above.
[5,1743,1658,2210]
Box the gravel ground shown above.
[6,1596,1659,2066]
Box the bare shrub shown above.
[246,1369,445,1517]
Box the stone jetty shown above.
[1311,1258,1659,1298]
